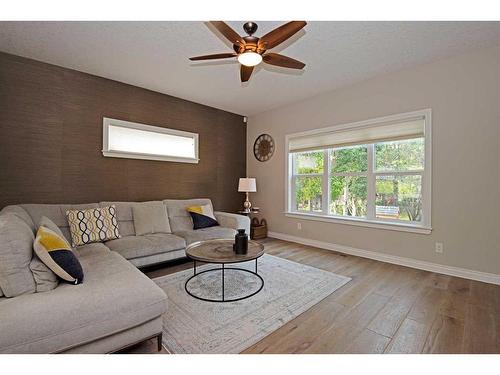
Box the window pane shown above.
[107,123,197,160]
[329,176,367,217]
[376,175,422,222]
[330,145,368,173]
[375,138,424,172]
[295,176,323,212]
[293,151,324,174]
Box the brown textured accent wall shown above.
[0,52,246,211]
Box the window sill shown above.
[284,212,432,234]
[102,150,199,164]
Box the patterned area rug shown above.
[153,254,351,353]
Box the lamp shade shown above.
[238,178,257,192]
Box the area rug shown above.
[153,254,351,353]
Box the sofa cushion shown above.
[74,242,111,259]
[133,202,171,235]
[175,227,237,245]
[29,256,59,293]
[105,233,186,260]
[66,205,121,247]
[164,199,213,232]
[128,249,187,268]
[21,203,99,243]
[0,214,36,297]
[100,201,170,237]
[214,211,251,233]
[0,250,167,353]
[62,316,162,354]
[0,205,35,231]
[100,201,136,237]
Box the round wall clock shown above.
[253,134,275,162]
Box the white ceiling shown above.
[1,21,500,115]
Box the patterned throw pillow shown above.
[66,205,120,247]
[187,204,219,230]
[33,226,84,284]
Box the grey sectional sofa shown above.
[0,198,250,353]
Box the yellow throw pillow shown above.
[33,226,84,284]
[187,204,216,219]
[187,204,219,230]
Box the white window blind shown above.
[102,118,199,163]
[288,117,425,152]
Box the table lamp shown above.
[238,178,257,212]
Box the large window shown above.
[102,118,199,163]
[286,110,431,233]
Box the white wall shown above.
[247,44,500,275]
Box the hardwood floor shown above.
[123,238,500,354]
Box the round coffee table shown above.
[184,239,265,302]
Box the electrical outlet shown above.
[435,242,444,254]
[297,222,302,230]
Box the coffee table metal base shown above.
[184,259,264,303]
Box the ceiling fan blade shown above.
[189,53,237,61]
[240,65,254,82]
[263,53,305,69]
[209,21,245,45]
[259,21,307,50]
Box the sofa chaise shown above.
[0,198,250,353]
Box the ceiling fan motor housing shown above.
[232,22,262,54]
[234,35,261,54]
[243,22,258,36]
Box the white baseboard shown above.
[268,231,500,285]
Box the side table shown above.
[236,210,265,239]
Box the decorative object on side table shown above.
[251,218,268,240]
[238,177,257,213]
[233,229,249,254]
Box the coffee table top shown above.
[185,239,264,264]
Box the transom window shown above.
[102,118,199,163]
[286,110,431,233]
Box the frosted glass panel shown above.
[108,125,195,158]
[102,118,198,163]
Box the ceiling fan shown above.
[189,21,307,82]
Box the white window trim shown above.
[284,109,432,235]
[102,117,199,164]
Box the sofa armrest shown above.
[214,211,250,234]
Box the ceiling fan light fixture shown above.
[237,51,262,67]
